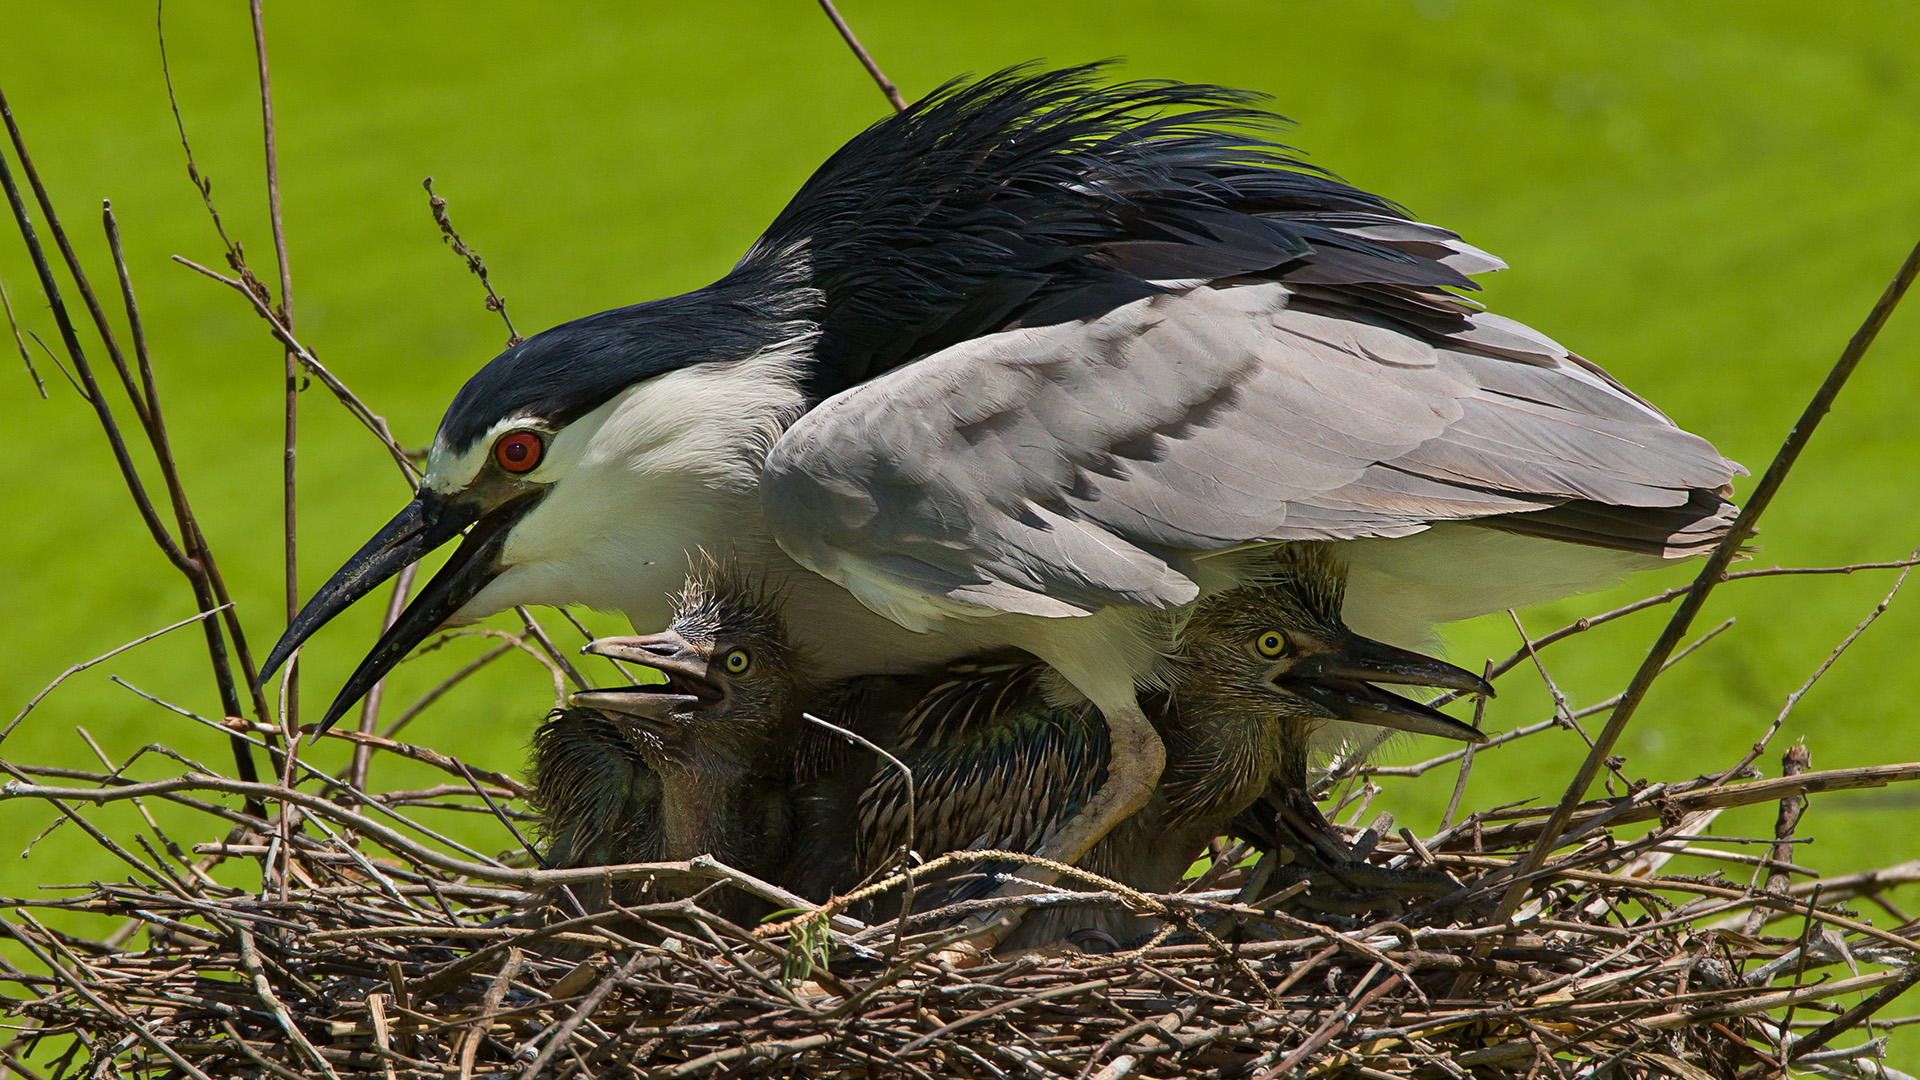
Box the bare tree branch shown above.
[815,0,906,111]
[1493,237,1920,923]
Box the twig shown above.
[518,950,649,1079]
[0,913,216,1080]
[1431,555,1920,709]
[172,254,420,484]
[814,0,906,111]
[1439,661,1491,830]
[350,562,420,789]
[381,641,515,738]
[0,273,42,397]
[0,93,268,796]
[1744,742,1811,935]
[236,925,339,1079]
[1719,548,1917,784]
[423,177,520,346]
[802,710,914,863]
[3,605,230,744]
[513,607,587,692]
[1786,964,1920,1061]
[457,947,521,1080]
[1496,236,1920,922]
[249,0,302,738]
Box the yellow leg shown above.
[951,697,1165,956]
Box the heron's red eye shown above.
[494,431,543,473]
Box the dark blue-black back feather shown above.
[439,62,1479,451]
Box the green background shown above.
[3,0,1918,1065]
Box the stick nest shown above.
[3,726,1917,1080]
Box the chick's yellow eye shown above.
[722,649,751,675]
[1255,630,1288,658]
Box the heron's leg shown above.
[955,698,1165,954]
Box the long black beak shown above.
[1287,634,1493,743]
[259,489,544,741]
[260,492,480,687]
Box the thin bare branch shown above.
[249,0,303,738]
[1496,237,1920,922]
[423,177,520,346]
[3,605,231,744]
[815,0,906,111]
[0,273,42,397]
[1718,546,1918,784]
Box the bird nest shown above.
[3,713,1918,1079]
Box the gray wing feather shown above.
[764,281,1737,617]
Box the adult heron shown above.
[263,64,1738,912]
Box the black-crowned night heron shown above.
[849,543,1489,947]
[263,65,1738,921]
[533,565,811,918]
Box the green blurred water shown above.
[3,0,1918,1063]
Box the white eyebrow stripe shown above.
[423,414,534,494]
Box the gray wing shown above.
[763,281,1739,621]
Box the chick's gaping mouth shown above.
[567,669,722,721]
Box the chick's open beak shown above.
[569,631,719,722]
[1284,633,1492,743]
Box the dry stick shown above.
[0,100,267,797]
[424,178,520,346]
[1717,550,1917,787]
[815,0,906,111]
[1494,237,1920,924]
[1509,610,1631,792]
[1430,556,1920,710]
[519,950,651,1079]
[350,563,420,790]
[802,710,919,950]
[249,0,301,737]
[103,203,278,730]
[1786,964,1920,1062]
[1390,619,1733,785]
[0,914,218,1080]
[3,606,230,744]
[0,773,845,918]
[0,273,42,397]
[173,255,419,483]
[236,925,339,1080]
[457,947,522,1080]
[553,606,641,684]
[455,759,544,867]
[1438,662,1492,830]
[514,607,587,692]
[1744,742,1811,936]
[381,642,516,738]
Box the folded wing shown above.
[763,281,1738,626]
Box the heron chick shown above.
[545,563,812,923]
[854,543,1490,948]
[578,546,1486,948]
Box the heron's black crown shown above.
[438,62,1475,455]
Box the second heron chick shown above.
[854,543,1490,948]
[552,563,815,920]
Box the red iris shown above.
[494,431,543,473]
